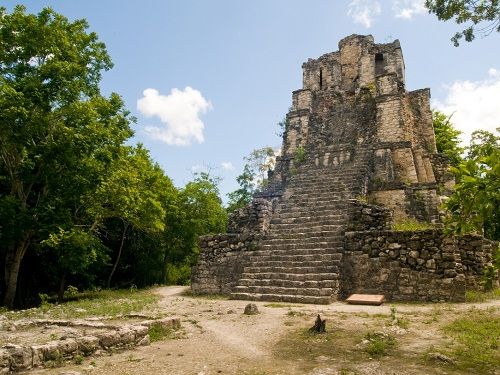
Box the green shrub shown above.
[148,322,173,342]
[165,263,192,285]
[364,332,396,357]
[392,218,433,231]
[294,146,306,163]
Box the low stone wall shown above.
[458,234,499,289]
[0,317,180,372]
[341,229,497,302]
[191,234,262,294]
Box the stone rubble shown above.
[0,317,180,372]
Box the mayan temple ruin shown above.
[191,35,497,304]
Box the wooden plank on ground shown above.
[345,294,385,306]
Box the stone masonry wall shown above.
[191,234,262,294]
[227,198,273,235]
[341,229,498,301]
[191,198,274,294]
[347,199,393,231]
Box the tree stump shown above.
[309,314,326,333]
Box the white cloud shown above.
[221,162,234,171]
[433,68,500,145]
[392,0,426,19]
[347,0,381,28]
[137,87,212,146]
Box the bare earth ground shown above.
[19,286,499,375]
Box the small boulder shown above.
[243,303,259,315]
[137,334,150,346]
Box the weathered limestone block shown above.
[137,334,150,346]
[0,349,10,373]
[3,344,32,371]
[76,336,100,355]
[96,331,121,348]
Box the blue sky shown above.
[4,1,500,201]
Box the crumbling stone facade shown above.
[191,35,497,303]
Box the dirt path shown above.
[33,286,499,375]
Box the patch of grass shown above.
[363,332,396,357]
[2,288,159,320]
[441,307,499,373]
[148,322,174,342]
[45,351,65,368]
[264,303,294,308]
[389,306,409,329]
[275,325,362,365]
[74,354,84,365]
[286,310,306,317]
[370,313,389,319]
[423,307,443,324]
[339,369,361,375]
[465,288,500,302]
[187,319,202,329]
[392,218,433,231]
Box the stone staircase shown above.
[231,147,372,303]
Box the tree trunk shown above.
[309,314,326,334]
[58,272,67,303]
[3,234,31,309]
[107,222,129,288]
[161,248,170,285]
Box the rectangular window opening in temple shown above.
[375,53,385,75]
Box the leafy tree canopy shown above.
[432,110,464,165]
[226,147,276,213]
[0,5,133,307]
[425,0,500,46]
[444,128,500,240]
[162,172,227,284]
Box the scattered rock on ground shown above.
[243,303,259,315]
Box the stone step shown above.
[233,285,335,297]
[248,253,342,262]
[240,272,338,281]
[231,292,333,304]
[252,247,343,255]
[258,245,343,253]
[246,259,340,268]
[270,219,346,233]
[262,238,343,246]
[259,242,344,250]
[238,278,338,288]
[275,211,346,219]
[242,265,339,274]
[270,217,347,225]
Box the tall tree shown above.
[444,128,500,240]
[425,0,500,45]
[432,110,464,165]
[162,172,227,284]
[41,228,108,302]
[87,145,174,287]
[0,6,133,307]
[226,147,276,213]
